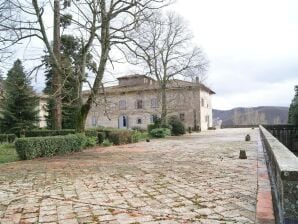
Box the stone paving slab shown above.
[0,128,261,223]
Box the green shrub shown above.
[25,129,76,137]
[85,129,98,138]
[15,134,87,160]
[147,124,157,133]
[132,131,149,143]
[0,143,19,164]
[102,139,112,147]
[108,130,133,145]
[131,126,147,132]
[149,128,171,138]
[85,137,97,147]
[7,134,16,143]
[0,135,7,144]
[0,134,16,143]
[168,115,185,136]
[97,131,106,144]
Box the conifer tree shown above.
[0,60,39,136]
[288,85,298,125]
[44,35,82,129]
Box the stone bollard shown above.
[245,134,251,141]
[239,150,247,159]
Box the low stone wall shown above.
[259,126,298,223]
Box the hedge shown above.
[0,134,16,144]
[149,128,171,138]
[25,129,76,137]
[132,131,148,143]
[15,134,87,160]
[108,130,133,145]
[85,129,98,138]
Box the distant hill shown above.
[213,106,289,126]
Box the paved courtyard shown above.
[0,128,265,223]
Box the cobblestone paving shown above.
[0,128,259,224]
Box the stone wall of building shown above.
[86,86,213,131]
[259,126,298,223]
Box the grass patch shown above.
[0,143,19,164]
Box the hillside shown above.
[213,106,289,126]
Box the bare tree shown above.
[52,0,62,129]
[125,12,208,125]
[0,0,171,132]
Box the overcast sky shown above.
[170,0,298,109]
[5,0,298,110]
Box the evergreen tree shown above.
[44,35,82,129]
[0,60,39,136]
[288,85,298,125]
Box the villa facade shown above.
[85,75,215,131]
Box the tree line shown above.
[288,85,298,125]
[0,0,208,133]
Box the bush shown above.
[132,131,149,143]
[147,124,157,133]
[131,126,147,132]
[85,129,98,138]
[108,130,133,145]
[25,129,76,137]
[7,134,16,143]
[149,128,171,138]
[168,116,185,136]
[85,137,97,147]
[15,134,87,160]
[102,139,112,147]
[0,134,16,144]
[97,131,106,144]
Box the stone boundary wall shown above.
[259,126,298,223]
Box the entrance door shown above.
[119,115,128,129]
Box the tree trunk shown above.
[160,83,167,126]
[75,9,110,133]
[52,0,62,130]
[76,101,91,133]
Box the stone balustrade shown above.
[260,125,298,223]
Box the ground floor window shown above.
[137,118,142,124]
[179,113,185,121]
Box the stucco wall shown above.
[200,90,213,131]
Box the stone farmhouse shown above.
[85,75,215,131]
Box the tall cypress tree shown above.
[288,85,298,125]
[0,60,39,136]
